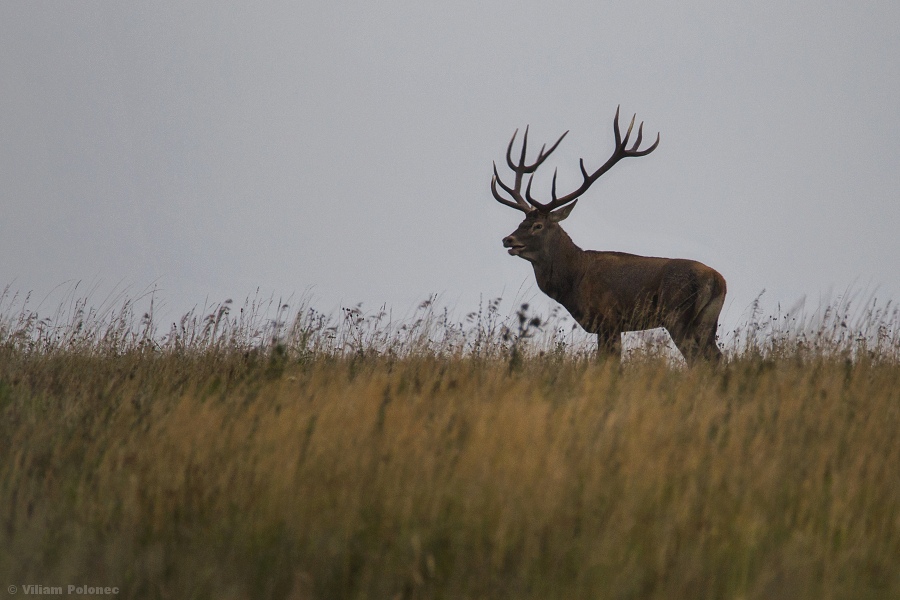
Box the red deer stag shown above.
[491,107,726,364]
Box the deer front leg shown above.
[597,329,622,362]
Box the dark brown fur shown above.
[503,210,726,364]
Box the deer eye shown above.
[532,223,543,231]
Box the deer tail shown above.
[696,271,726,328]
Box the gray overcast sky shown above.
[2,1,899,335]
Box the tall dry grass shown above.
[1,286,899,599]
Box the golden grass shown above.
[1,352,898,599]
[1,291,899,598]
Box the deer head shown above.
[501,204,577,263]
[492,106,660,261]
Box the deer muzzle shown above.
[503,236,525,256]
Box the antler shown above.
[491,126,568,213]
[491,106,660,214]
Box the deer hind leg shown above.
[671,323,722,366]
[597,329,622,363]
[670,294,725,366]
[669,326,700,365]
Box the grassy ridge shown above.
[1,292,899,598]
[2,351,899,599]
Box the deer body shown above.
[492,107,726,364]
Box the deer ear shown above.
[549,199,578,222]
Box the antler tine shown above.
[491,180,525,211]
[625,114,637,147]
[539,130,569,166]
[631,131,660,157]
[492,165,531,212]
[525,174,537,205]
[630,121,644,152]
[492,162,516,196]
[613,105,622,148]
[505,128,520,172]
[518,125,530,170]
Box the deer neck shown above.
[531,229,584,306]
